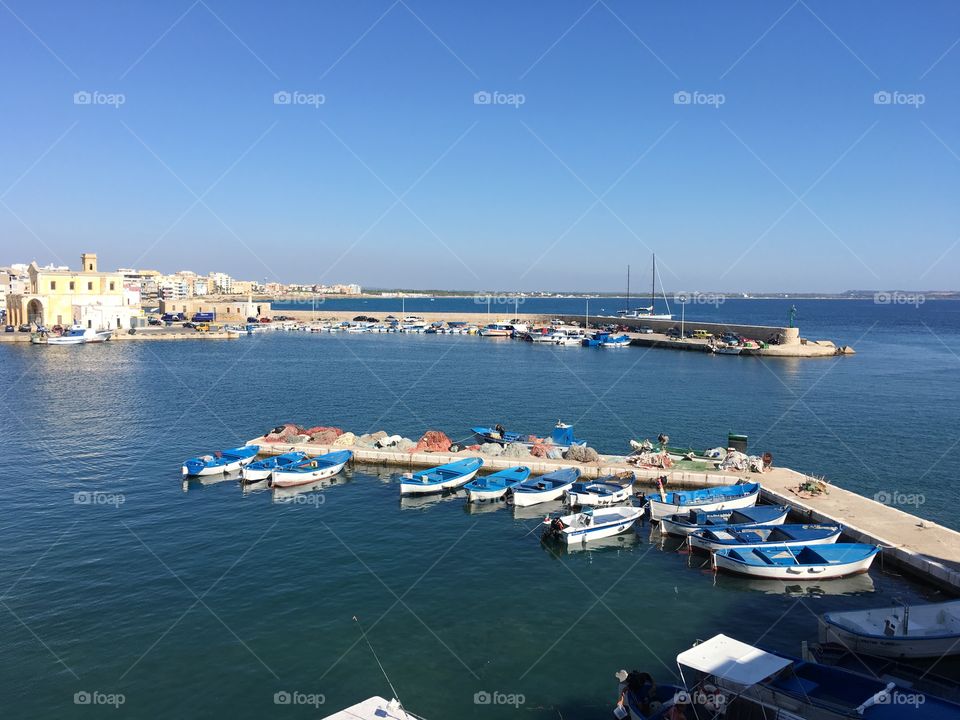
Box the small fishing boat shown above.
[45,326,113,345]
[616,672,685,720]
[818,599,960,659]
[646,482,760,521]
[551,329,584,346]
[271,450,352,488]
[713,543,880,580]
[471,421,585,450]
[669,633,960,719]
[463,465,530,502]
[713,344,741,355]
[599,334,631,348]
[240,451,307,483]
[542,505,643,545]
[689,523,842,553]
[399,457,483,496]
[479,323,513,337]
[581,331,608,347]
[659,505,789,536]
[511,467,580,507]
[181,445,259,476]
[567,472,636,507]
[321,696,420,720]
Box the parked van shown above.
[692,329,712,339]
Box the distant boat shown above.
[542,505,643,545]
[645,482,760,521]
[181,445,259,477]
[819,599,960,659]
[45,326,113,345]
[511,467,580,507]
[241,451,307,483]
[599,334,631,348]
[659,504,789,536]
[479,323,513,337]
[464,465,530,502]
[567,472,636,507]
[399,457,483,496]
[689,523,842,553]
[713,543,880,580]
[271,450,352,488]
[714,344,742,355]
[471,421,585,451]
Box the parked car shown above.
[637,325,653,334]
[692,329,712,339]
[148,317,162,326]
[183,322,196,329]
[259,317,272,323]
[246,316,258,323]
[384,315,398,322]
[4,325,14,333]
[18,323,31,332]
[195,323,210,332]
[665,327,681,338]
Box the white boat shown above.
[819,599,960,659]
[543,505,643,545]
[241,451,307,483]
[399,458,482,496]
[479,323,513,337]
[713,543,880,580]
[511,468,580,507]
[646,482,761,521]
[566,473,635,506]
[714,344,741,355]
[689,523,842,553]
[551,330,584,346]
[321,696,419,720]
[271,450,352,488]
[45,326,113,345]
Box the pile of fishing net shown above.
[564,445,599,463]
[628,451,674,468]
[263,423,307,443]
[306,426,344,444]
[410,430,452,453]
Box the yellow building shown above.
[6,253,141,329]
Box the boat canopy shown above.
[676,634,792,687]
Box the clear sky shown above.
[2,1,959,292]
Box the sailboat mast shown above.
[626,265,630,313]
[651,254,656,312]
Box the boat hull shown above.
[690,526,842,553]
[714,549,878,580]
[552,509,643,544]
[181,455,255,477]
[818,600,960,659]
[567,486,632,507]
[272,459,349,487]
[400,469,478,496]
[512,484,571,506]
[648,489,758,521]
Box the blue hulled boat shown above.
[241,451,307,483]
[464,466,530,502]
[471,421,585,450]
[689,523,842,553]
[399,457,483,496]
[646,482,761,521]
[660,504,789,536]
[181,445,259,477]
[511,467,580,507]
[714,543,881,580]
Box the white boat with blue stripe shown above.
[181,445,259,477]
[271,450,352,488]
[689,523,842,553]
[241,451,307,483]
[646,482,760,521]
[464,465,530,502]
[511,467,580,507]
[543,505,643,545]
[399,457,483,496]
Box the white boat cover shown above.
[676,634,792,686]
[321,696,415,720]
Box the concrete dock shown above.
[248,438,960,594]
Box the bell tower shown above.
[81,252,98,273]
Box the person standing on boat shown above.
[494,423,506,439]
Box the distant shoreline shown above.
[255,292,960,302]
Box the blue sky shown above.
[1,1,959,292]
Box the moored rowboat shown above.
[399,457,483,496]
[272,450,352,488]
[646,482,760,521]
[464,465,530,502]
[566,472,636,506]
[542,505,643,545]
[713,543,880,580]
[689,523,842,553]
[511,467,580,507]
[241,451,307,483]
[182,445,259,476]
[659,505,789,537]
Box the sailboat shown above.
[617,254,673,320]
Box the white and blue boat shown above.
[511,467,580,507]
[713,543,881,580]
[660,504,789,537]
[646,482,760,521]
[471,421,585,451]
[566,472,636,507]
[399,457,483,496]
[599,333,631,348]
[543,505,643,545]
[181,445,259,477]
[464,465,530,502]
[689,523,842,553]
[241,451,307,483]
[271,450,352,488]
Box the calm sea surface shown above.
[2,299,959,718]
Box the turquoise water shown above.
[2,300,959,718]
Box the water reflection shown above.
[399,489,466,511]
